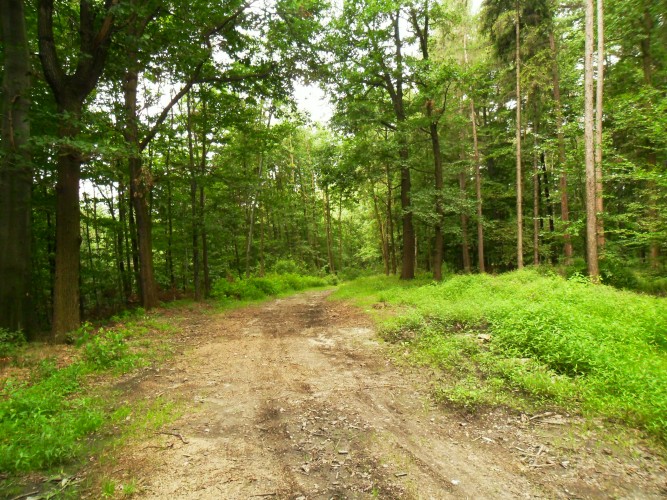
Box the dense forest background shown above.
[1,0,665,340]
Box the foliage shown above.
[0,329,26,359]
[0,315,174,473]
[211,273,331,302]
[334,270,667,441]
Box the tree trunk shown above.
[399,146,415,279]
[324,186,336,273]
[186,94,201,300]
[533,149,540,265]
[595,0,605,249]
[429,116,445,280]
[585,0,600,280]
[124,64,159,309]
[386,163,398,275]
[515,3,524,269]
[0,0,32,334]
[549,30,573,263]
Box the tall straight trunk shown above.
[125,63,159,308]
[373,189,390,275]
[515,3,524,269]
[338,192,344,272]
[386,162,398,275]
[259,208,265,277]
[549,31,573,263]
[459,171,471,272]
[533,148,540,265]
[83,195,99,313]
[51,102,83,339]
[201,185,210,297]
[471,102,485,272]
[399,145,415,279]
[640,8,659,268]
[429,117,445,280]
[595,0,605,249]
[584,0,600,280]
[464,32,485,273]
[324,186,335,273]
[117,183,131,300]
[186,94,201,300]
[0,0,32,334]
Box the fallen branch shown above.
[157,431,189,444]
[11,491,40,500]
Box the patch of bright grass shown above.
[0,314,178,474]
[212,273,334,303]
[334,270,667,440]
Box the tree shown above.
[0,0,32,334]
[38,0,118,339]
[584,0,600,280]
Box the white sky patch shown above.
[294,82,333,124]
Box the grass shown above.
[0,308,179,478]
[211,272,335,303]
[333,270,667,442]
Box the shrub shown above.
[0,328,26,359]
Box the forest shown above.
[1,0,666,339]
[1,0,667,496]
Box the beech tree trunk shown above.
[0,0,32,334]
[585,0,600,280]
[515,3,524,269]
[38,0,117,339]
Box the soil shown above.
[94,291,667,499]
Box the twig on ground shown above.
[11,491,40,500]
[157,431,189,444]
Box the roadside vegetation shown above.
[0,269,332,496]
[334,270,667,443]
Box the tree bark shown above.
[595,0,605,249]
[585,0,600,280]
[38,0,117,339]
[549,30,573,264]
[0,0,32,334]
[515,2,524,269]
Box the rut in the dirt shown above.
[108,292,666,500]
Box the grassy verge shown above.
[0,308,180,496]
[333,270,667,443]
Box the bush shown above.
[0,328,26,359]
[84,328,129,368]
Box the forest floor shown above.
[84,290,666,499]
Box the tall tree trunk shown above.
[549,30,573,263]
[533,148,540,265]
[386,162,398,275]
[515,2,524,269]
[38,0,117,339]
[125,64,159,309]
[428,114,445,280]
[52,101,83,340]
[324,186,335,273]
[459,171,472,272]
[585,0,600,280]
[186,94,201,300]
[0,0,32,334]
[373,188,390,275]
[595,0,605,249]
[399,145,415,279]
[464,32,485,273]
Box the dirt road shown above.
[112,291,666,499]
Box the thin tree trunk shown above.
[373,188,390,275]
[0,0,32,334]
[549,30,573,264]
[324,186,335,274]
[585,0,600,280]
[459,171,472,272]
[595,0,605,249]
[533,148,540,265]
[515,3,524,269]
[186,94,201,300]
[386,162,398,275]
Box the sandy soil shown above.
[104,291,667,499]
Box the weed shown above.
[334,270,667,441]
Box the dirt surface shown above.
[104,291,667,499]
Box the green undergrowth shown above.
[334,270,667,442]
[0,308,179,478]
[212,272,335,303]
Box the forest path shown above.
[113,291,664,499]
